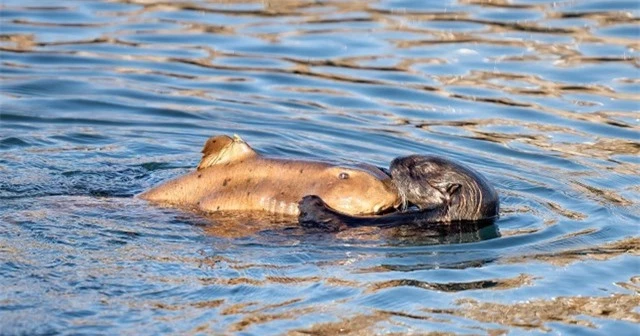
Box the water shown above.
[1,0,639,334]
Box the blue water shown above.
[1,0,639,334]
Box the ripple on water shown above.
[1,0,639,334]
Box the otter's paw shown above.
[298,195,347,232]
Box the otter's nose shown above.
[389,157,402,171]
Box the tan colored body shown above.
[138,135,400,216]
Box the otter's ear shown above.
[435,182,461,200]
[446,183,461,197]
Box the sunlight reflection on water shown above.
[1,0,639,334]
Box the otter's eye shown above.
[339,172,350,180]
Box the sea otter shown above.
[298,155,500,231]
[138,135,401,216]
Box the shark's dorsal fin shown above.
[197,135,257,170]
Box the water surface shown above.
[1,0,639,334]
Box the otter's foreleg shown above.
[297,195,451,232]
[298,195,352,231]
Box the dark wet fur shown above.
[298,155,499,232]
[390,155,499,221]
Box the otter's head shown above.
[389,155,499,221]
[319,164,401,216]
